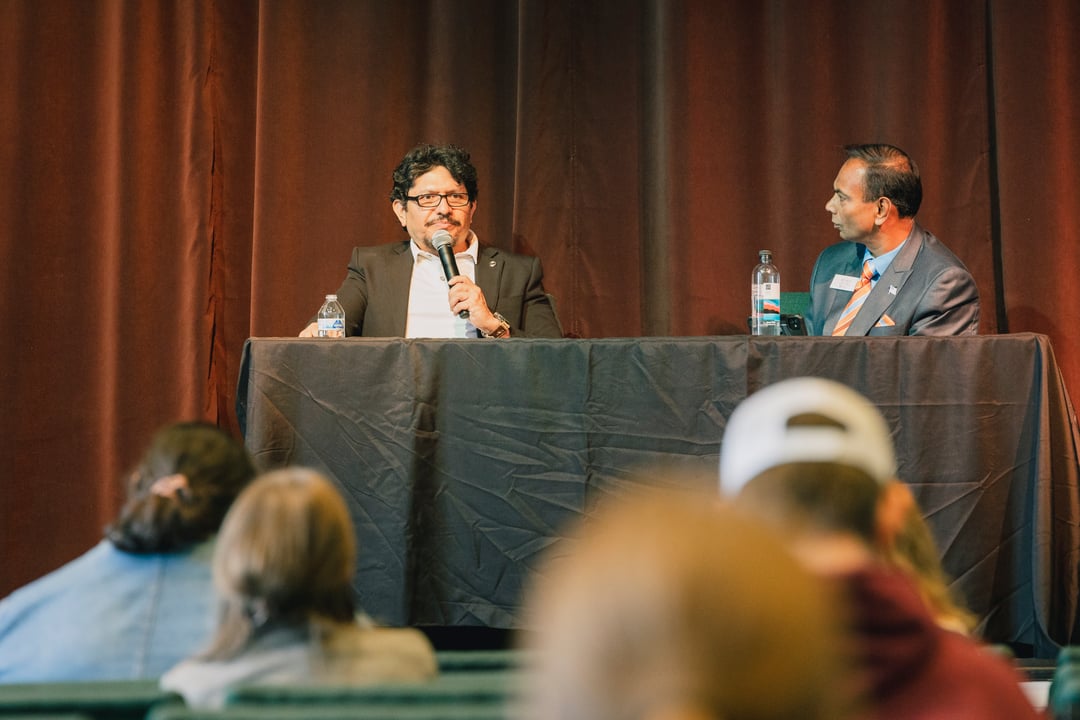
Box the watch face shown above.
[486,313,510,337]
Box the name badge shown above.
[830,274,859,292]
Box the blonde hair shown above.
[884,498,978,636]
[201,467,357,660]
[521,487,854,720]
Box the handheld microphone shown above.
[431,230,469,319]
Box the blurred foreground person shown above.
[719,377,1037,719]
[161,467,436,709]
[519,488,853,720]
[0,422,255,681]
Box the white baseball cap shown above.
[719,377,897,496]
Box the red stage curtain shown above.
[2,0,1078,597]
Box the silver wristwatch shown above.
[481,312,511,338]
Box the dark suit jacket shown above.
[330,241,563,338]
[805,225,980,336]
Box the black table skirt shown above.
[237,333,1080,658]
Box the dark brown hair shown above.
[390,144,478,204]
[844,143,922,218]
[105,422,255,553]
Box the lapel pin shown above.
[889,285,898,296]
[489,260,497,267]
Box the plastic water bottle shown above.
[751,250,781,336]
[317,294,345,338]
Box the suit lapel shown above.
[822,245,866,334]
[847,226,924,336]
[389,242,413,335]
[476,246,503,310]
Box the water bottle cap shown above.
[326,294,338,301]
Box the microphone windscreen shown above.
[431,230,454,250]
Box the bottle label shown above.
[753,283,781,321]
[318,317,345,338]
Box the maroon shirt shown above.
[840,565,1039,720]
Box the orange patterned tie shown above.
[831,260,876,336]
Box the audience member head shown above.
[389,143,479,205]
[718,377,898,550]
[202,467,357,660]
[878,481,978,636]
[521,488,852,720]
[843,143,922,218]
[106,421,256,554]
[718,381,1038,720]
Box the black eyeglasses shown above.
[405,192,472,208]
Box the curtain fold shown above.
[0,0,214,592]
[990,0,1080,404]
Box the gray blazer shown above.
[330,241,563,338]
[805,225,980,336]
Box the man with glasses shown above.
[300,144,562,338]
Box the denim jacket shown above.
[0,539,217,681]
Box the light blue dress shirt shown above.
[862,240,905,288]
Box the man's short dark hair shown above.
[844,143,922,219]
[390,144,478,204]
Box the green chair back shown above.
[147,703,507,720]
[780,291,810,317]
[0,679,177,720]
[225,670,514,706]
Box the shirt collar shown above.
[862,239,905,278]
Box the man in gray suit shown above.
[300,144,562,339]
[805,144,979,336]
